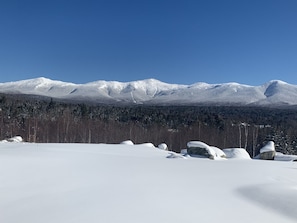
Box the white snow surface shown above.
[1,77,297,105]
[1,143,297,223]
[223,148,252,159]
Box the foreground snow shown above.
[0,143,297,223]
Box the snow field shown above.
[0,143,297,223]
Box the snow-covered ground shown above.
[1,142,297,223]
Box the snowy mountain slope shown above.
[0,77,297,106]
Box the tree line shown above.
[1,93,297,156]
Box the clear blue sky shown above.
[0,0,297,85]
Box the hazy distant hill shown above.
[1,77,297,106]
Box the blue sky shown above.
[0,0,297,85]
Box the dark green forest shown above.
[1,93,297,156]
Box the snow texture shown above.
[1,77,297,106]
[223,148,252,159]
[0,143,296,223]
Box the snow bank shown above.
[223,148,251,159]
[0,136,23,143]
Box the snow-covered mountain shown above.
[0,77,297,106]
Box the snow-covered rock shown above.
[210,146,227,158]
[158,143,168,150]
[223,148,251,159]
[187,141,216,159]
[259,141,276,160]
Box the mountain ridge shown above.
[0,77,296,106]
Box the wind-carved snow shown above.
[0,77,297,106]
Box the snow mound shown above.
[120,140,134,145]
[158,143,168,150]
[136,143,155,148]
[0,136,23,143]
[166,152,187,159]
[223,148,251,159]
[274,152,297,161]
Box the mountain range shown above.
[1,77,297,106]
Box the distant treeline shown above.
[1,93,297,156]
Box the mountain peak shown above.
[0,77,297,107]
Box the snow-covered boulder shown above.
[120,140,134,145]
[223,148,251,159]
[259,141,275,160]
[187,141,216,159]
[158,143,168,150]
[1,136,23,143]
[210,146,226,158]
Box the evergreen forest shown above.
[1,93,297,156]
